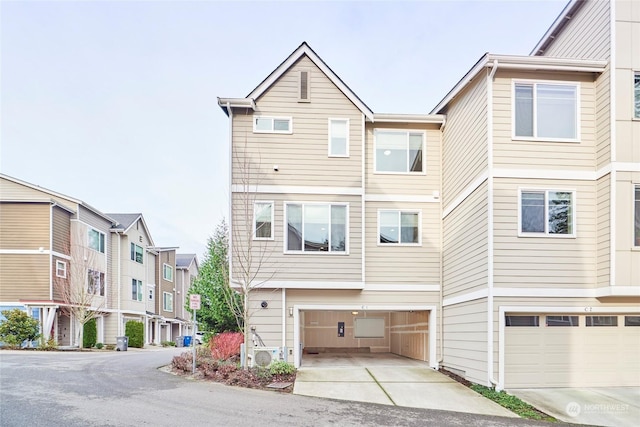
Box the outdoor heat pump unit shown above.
[251,347,281,367]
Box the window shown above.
[378,210,420,245]
[505,315,539,327]
[514,82,578,140]
[520,190,574,236]
[329,119,349,157]
[635,185,640,246]
[163,292,173,312]
[254,202,273,240]
[299,70,310,102]
[375,130,425,173]
[130,243,143,264]
[586,316,618,327]
[253,116,292,134]
[55,260,67,278]
[285,203,347,253]
[131,279,143,301]
[163,264,173,282]
[546,315,578,327]
[635,72,640,119]
[87,269,105,296]
[625,316,640,326]
[88,229,105,253]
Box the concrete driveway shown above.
[509,387,640,427]
[294,353,517,418]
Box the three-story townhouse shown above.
[176,253,199,334]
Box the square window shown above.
[379,210,420,245]
[514,82,578,140]
[254,202,273,240]
[329,119,349,157]
[285,203,347,253]
[520,190,574,236]
[375,130,425,173]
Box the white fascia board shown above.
[364,283,440,292]
[445,287,640,306]
[365,194,439,203]
[217,97,256,116]
[530,0,584,56]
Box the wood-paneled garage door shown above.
[505,314,640,388]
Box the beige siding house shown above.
[219,0,638,389]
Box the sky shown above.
[1,0,568,260]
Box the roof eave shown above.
[372,113,445,124]
[217,97,256,116]
[530,0,586,56]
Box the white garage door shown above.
[505,314,640,388]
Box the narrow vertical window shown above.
[329,119,349,157]
[56,260,67,278]
[634,185,640,246]
[163,264,173,282]
[634,72,640,119]
[254,202,273,240]
[299,70,310,102]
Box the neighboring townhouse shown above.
[176,253,199,333]
[218,0,639,389]
[149,246,183,341]
[0,174,113,347]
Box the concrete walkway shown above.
[293,353,517,418]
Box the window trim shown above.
[634,184,640,248]
[163,291,173,312]
[88,228,105,254]
[55,260,67,278]
[87,269,105,296]
[253,201,274,241]
[517,188,577,238]
[377,209,422,246]
[130,243,144,264]
[328,118,350,158]
[373,129,426,175]
[283,201,349,255]
[132,279,143,302]
[512,79,581,142]
[633,71,640,120]
[298,69,310,103]
[253,116,293,134]
[163,263,174,282]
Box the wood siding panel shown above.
[232,56,363,188]
[52,206,71,254]
[0,254,50,300]
[365,201,440,285]
[493,71,597,171]
[442,74,488,206]
[0,203,50,250]
[390,311,429,361]
[443,182,489,298]
[597,174,611,287]
[493,178,597,288]
[615,175,640,286]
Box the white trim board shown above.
[444,287,640,306]
[365,194,439,203]
[231,184,362,196]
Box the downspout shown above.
[438,117,444,366]
[487,59,499,388]
[116,231,122,336]
[227,102,234,287]
[281,288,286,351]
[49,203,54,301]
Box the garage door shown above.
[505,314,640,388]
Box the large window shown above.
[163,264,173,282]
[132,279,143,301]
[88,229,105,253]
[375,130,425,173]
[130,243,143,264]
[163,292,173,312]
[520,190,574,236]
[378,210,420,245]
[285,203,347,253]
[635,72,640,119]
[514,82,578,140]
[329,119,349,157]
[254,202,273,240]
[87,269,105,296]
[253,116,292,134]
[635,185,640,246]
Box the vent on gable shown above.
[298,70,310,102]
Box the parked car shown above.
[194,331,205,345]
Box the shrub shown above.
[95,343,104,349]
[269,360,295,376]
[125,321,144,348]
[0,309,40,348]
[161,341,176,347]
[83,318,97,348]
[38,337,58,351]
[172,352,193,372]
[105,344,115,350]
[209,332,243,360]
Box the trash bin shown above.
[116,336,128,351]
[183,335,192,347]
[175,336,184,348]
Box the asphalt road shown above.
[0,348,558,427]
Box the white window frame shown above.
[55,260,67,278]
[283,202,349,255]
[163,263,173,282]
[518,188,576,238]
[130,243,143,264]
[163,291,173,312]
[87,269,105,296]
[373,129,426,174]
[253,201,274,241]
[377,209,422,246]
[132,279,143,302]
[328,118,349,157]
[298,69,311,102]
[634,71,640,120]
[512,79,580,142]
[634,184,640,247]
[253,116,293,134]
[88,228,105,253]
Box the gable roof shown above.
[219,42,374,121]
[530,0,587,56]
[176,253,198,270]
[108,213,155,247]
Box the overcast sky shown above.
[1,0,567,259]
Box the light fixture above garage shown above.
[352,311,359,315]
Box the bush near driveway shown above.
[125,321,144,348]
[0,309,40,348]
[209,331,243,360]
